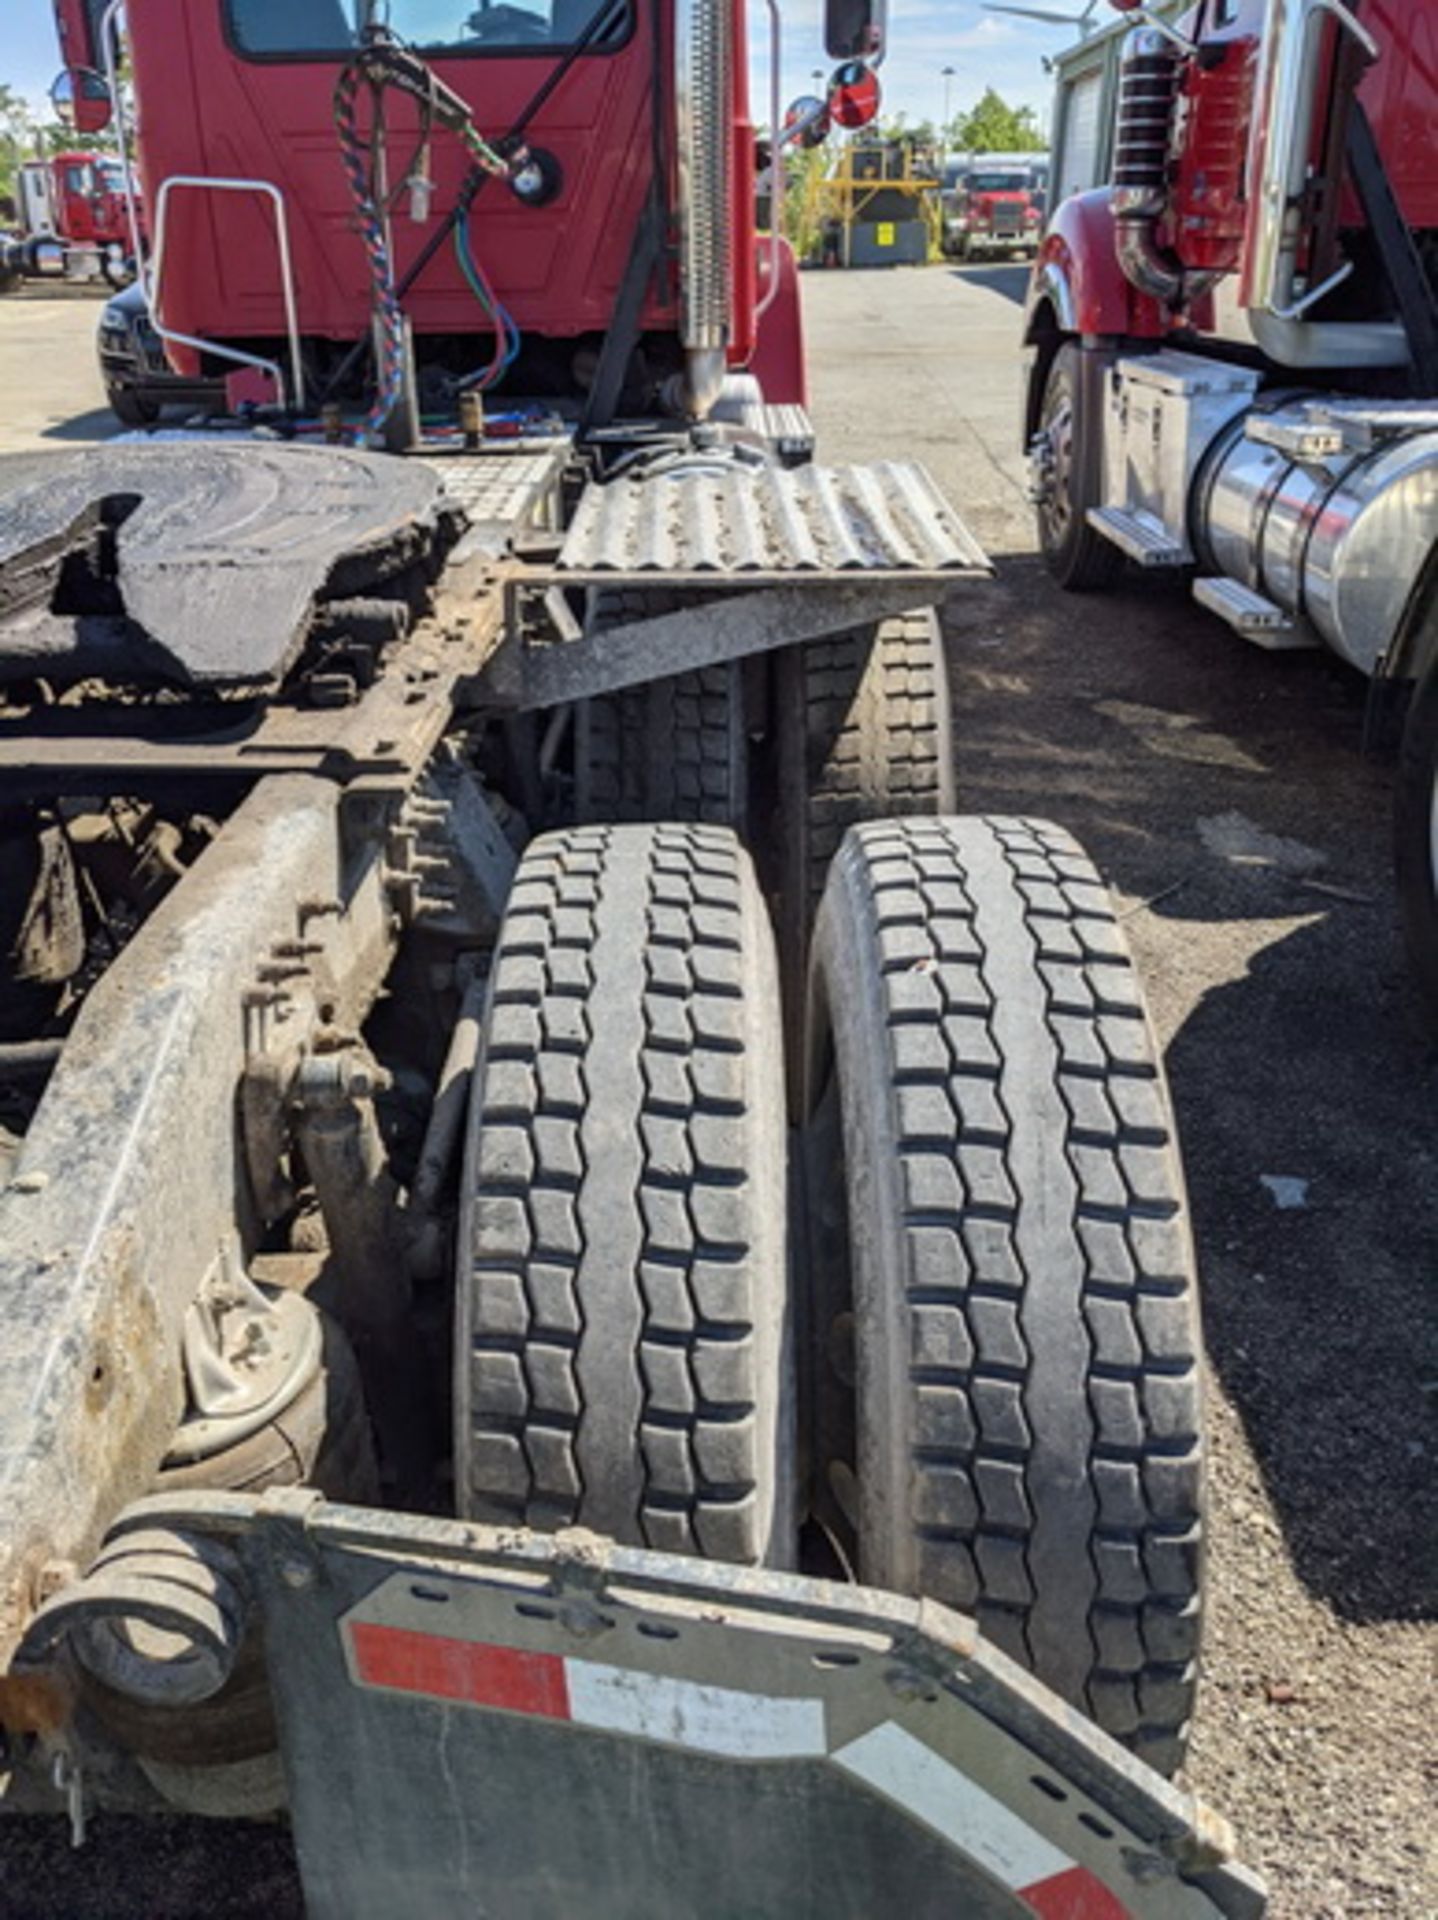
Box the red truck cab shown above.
[49,0,806,418]
[46,148,131,248]
[943,164,1041,261]
[3,148,134,286]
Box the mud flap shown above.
[29,1491,1266,1920]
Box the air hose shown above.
[333,36,511,436]
[332,62,407,438]
[454,212,520,389]
[322,0,623,412]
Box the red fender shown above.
[1023,189,1215,345]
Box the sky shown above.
[2,0,1085,130]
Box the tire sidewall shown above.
[1395,637,1438,1022]
[1035,341,1120,592]
[805,839,921,1593]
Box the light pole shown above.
[941,66,956,146]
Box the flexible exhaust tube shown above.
[675,0,732,418]
[1111,26,1188,308]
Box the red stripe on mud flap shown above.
[1019,1865,1133,1920]
[349,1624,571,1720]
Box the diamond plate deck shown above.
[427,445,568,530]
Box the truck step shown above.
[556,459,988,581]
[1085,506,1186,567]
[1192,576,1315,650]
[742,400,816,465]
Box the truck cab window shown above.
[226,0,628,56]
[963,172,1029,193]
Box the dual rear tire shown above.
[574,599,954,1045]
[454,812,1204,1772]
[455,823,793,1568]
[802,816,1202,1775]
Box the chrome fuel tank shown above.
[1196,403,1438,674]
[1305,431,1438,672]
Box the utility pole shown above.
[941,66,956,144]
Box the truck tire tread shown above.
[577,591,746,828]
[792,609,954,921]
[457,821,790,1567]
[808,814,1201,1774]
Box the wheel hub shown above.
[1032,398,1075,546]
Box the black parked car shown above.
[97,280,223,426]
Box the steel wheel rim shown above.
[1037,384,1075,550]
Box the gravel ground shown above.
[801,264,1437,1918]
[941,558,1438,1920]
[1,271,1435,1918]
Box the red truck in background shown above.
[1024,0,1438,1016]
[942,161,1043,260]
[0,147,135,289]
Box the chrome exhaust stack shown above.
[675,0,732,419]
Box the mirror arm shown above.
[100,0,148,301]
[779,105,824,148]
[755,0,783,323]
[1124,7,1196,55]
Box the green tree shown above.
[950,88,1046,154]
[0,84,37,205]
[778,140,830,261]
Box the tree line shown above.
[888,88,1046,155]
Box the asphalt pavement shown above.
[0,267,1434,1919]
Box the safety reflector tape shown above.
[565,1660,827,1760]
[348,1622,825,1760]
[349,1622,569,1719]
[347,1623,1132,1916]
[1019,1865,1134,1920]
[834,1724,1131,1919]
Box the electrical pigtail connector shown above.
[504,145,563,209]
[406,143,433,224]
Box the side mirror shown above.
[824,0,887,62]
[51,67,114,136]
[783,96,831,150]
[828,60,881,130]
